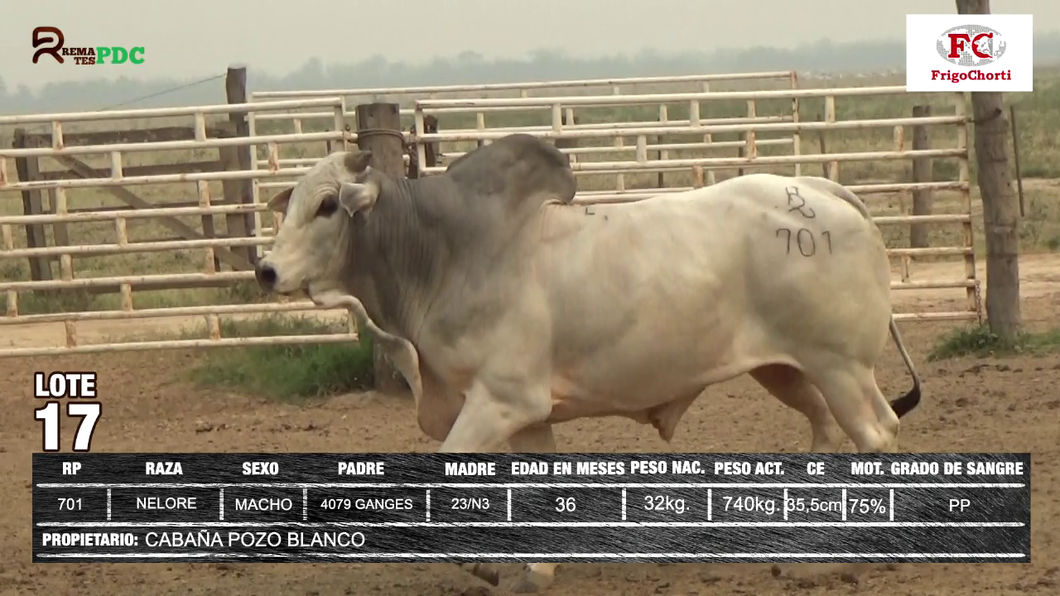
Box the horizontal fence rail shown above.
[412,85,913,109]
[250,71,798,100]
[416,115,968,142]
[246,72,799,125]
[0,72,981,358]
[416,148,964,176]
[0,97,348,126]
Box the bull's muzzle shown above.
[255,263,278,292]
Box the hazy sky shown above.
[2,0,1055,90]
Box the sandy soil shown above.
[1,255,1059,595]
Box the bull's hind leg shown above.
[750,364,842,452]
[865,368,902,452]
[803,362,898,453]
[508,424,560,594]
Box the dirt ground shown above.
[2,255,1060,595]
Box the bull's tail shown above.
[887,317,922,418]
[793,176,923,418]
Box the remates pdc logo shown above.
[936,24,1007,67]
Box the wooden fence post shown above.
[955,0,1022,341]
[654,135,665,188]
[11,128,53,282]
[217,122,255,269]
[224,66,257,267]
[356,102,408,395]
[910,105,934,249]
[1010,104,1025,217]
[822,96,838,181]
[816,115,829,179]
[554,112,579,161]
[406,115,439,179]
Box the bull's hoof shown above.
[511,567,553,593]
[465,563,500,586]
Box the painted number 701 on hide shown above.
[776,228,833,258]
[777,185,834,258]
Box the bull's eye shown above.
[315,196,339,218]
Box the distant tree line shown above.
[1,34,1059,114]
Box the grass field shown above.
[1,69,1058,321]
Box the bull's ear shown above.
[338,181,379,216]
[344,150,373,174]
[267,187,293,213]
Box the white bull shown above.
[255,134,922,592]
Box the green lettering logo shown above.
[31,28,145,66]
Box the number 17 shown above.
[34,401,101,452]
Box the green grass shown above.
[183,314,375,401]
[928,324,1060,361]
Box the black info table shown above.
[31,453,1031,563]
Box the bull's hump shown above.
[446,134,575,206]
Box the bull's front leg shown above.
[438,378,553,590]
[507,423,560,594]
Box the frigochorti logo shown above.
[931,24,1010,84]
[937,24,1007,65]
[906,14,1031,93]
[32,26,145,65]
